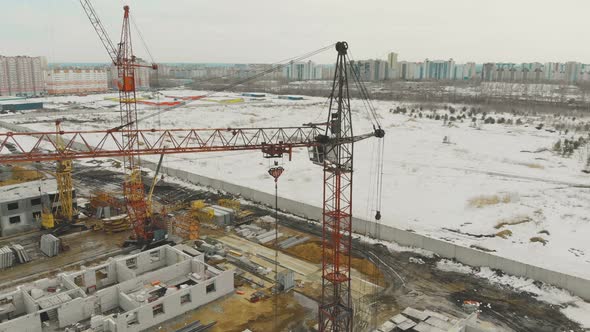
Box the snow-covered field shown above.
[6,90,590,283]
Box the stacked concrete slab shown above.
[12,244,31,263]
[210,205,235,226]
[40,234,60,257]
[279,236,309,249]
[0,246,15,268]
[372,307,478,332]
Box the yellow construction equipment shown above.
[218,198,255,221]
[41,208,55,229]
[55,120,74,223]
[172,200,214,240]
[218,198,240,212]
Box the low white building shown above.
[0,245,234,332]
[45,68,108,95]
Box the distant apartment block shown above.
[349,59,390,81]
[0,55,47,97]
[283,61,323,81]
[45,68,108,95]
[108,58,151,90]
[387,52,399,79]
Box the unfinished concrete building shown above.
[0,245,234,332]
[0,179,76,237]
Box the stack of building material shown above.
[210,205,235,226]
[372,307,465,332]
[40,234,60,257]
[102,214,130,233]
[11,244,31,263]
[281,236,309,249]
[0,246,15,269]
[256,230,283,244]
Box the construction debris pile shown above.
[40,234,60,257]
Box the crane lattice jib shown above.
[79,0,119,65]
[0,126,322,164]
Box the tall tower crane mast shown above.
[79,1,158,243]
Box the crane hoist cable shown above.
[130,15,156,65]
[345,52,385,221]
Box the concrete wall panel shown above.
[423,237,456,259]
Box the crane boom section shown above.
[79,0,119,65]
[0,126,322,163]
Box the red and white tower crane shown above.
[5,1,387,327]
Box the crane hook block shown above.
[374,128,385,138]
[375,211,381,220]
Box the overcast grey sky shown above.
[1,0,589,64]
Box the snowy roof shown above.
[0,179,58,203]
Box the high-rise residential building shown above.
[349,59,389,81]
[398,61,423,80]
[424,59,455,80]
[0,55,47,96]
[45,68,108,95]
[565,61,581,83]
[387,52,399,79]
[284,60,318,81]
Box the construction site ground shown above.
[0,161,584,331]
[0,228,132,291]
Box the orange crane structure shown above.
[79,1,160,244]
[0,2,385,330]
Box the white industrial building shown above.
[0,179,74,237]
[0,245,234,332]
[45,69,108,95]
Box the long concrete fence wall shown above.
[152,163,590,301]
[1,120,590,302]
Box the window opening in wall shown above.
[206,282,216,294]
[126,257,138,269]
[126,312,139,327]
[149,250,161,263]
[152,303,164,317]
[32,211,41,221]
[74,274,84,287]
[7,202,18,210]
[95,267,109,282]
[180,293,191,305]
[31,198,41,206]
[9,215,21,224]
